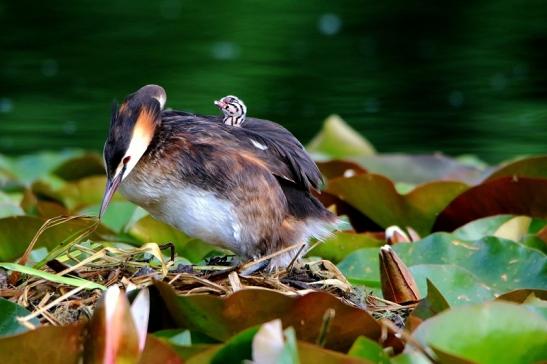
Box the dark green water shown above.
[1,1,546,162]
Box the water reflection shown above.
[0,0,546,162]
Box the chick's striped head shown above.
[214,95,247,127]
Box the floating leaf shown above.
[307,115,376,158]
[352,154,485,185]
[129,215,217,263]
[486,155,547,181]
[317,160,368,180]
[406,279,450,331]
[0,216,114,262]
[326,173,468,235]
[348,336,390,363]
[339,233,547,304]
[409,264,494,306]
[493,215,532,242]
[52,153,105,181]
[308,232,383,263]
[433,177,547,232]
[0,323,85,363]
[412,302,547,364]
[0,298,40,337]
[152,281,385,352]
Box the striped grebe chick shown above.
[214,95,247,127]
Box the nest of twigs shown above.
[0,216,411,329]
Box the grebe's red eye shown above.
[123,156,131,164]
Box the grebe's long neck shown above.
[224,114,245,127]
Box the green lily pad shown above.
[326,173,468,235]
[486,155,547,181]
[338,233,547,303]
[0,298,40,337]
[307,115,376,158]
[406,279,450,331]
[453,215,514,240]
[410,264,494,305]
[128,215,218,262]
[412,302,547,364]
[308,232,383,263]
[348,336,389,363]
[0,216,115,262]
[52,153,105,181]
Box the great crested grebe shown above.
[100,85,338,269]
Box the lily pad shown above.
[412,302,547,364]
[485,155,547,181]
[308,232,383,263]
[433,177,547,232]
[0,216,115,262]
[352,154,485,185]
[152,281,384,352]
[338,233,547,303]
[0,298,40,337]
[326,173,468,235]
[307,115,376,158]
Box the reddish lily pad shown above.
[326,173,468,235]
[433,177,547,232]
[152,281,386,352]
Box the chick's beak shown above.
[99,172,123,218]
[214,100,226,109]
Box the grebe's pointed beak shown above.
[99,172,123,218]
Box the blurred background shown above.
[0,0,546,162]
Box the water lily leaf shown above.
[308,232,383,263]
[138,336,184,364]
[486,155,547,181]
[152,281,385,352]
[0,151,81,185]
[307,115,376,158]
[326,173,468,235]
[412,302,547,364]
[0,323,85,363]
[348,336,389,363]
[496,288,547,312]
[433,177,547,232]
[352,154,485,185]
[316,160,368,180]
[406,279,450,332]
[409,264,494,306]
[0,216,114,262]
[0,298,40,337]
[396,234,547,293]
[52,153,105,181]
[211,326,258,364]
[0,202,24,219]
[453,215,514,240]
[339,233,547,303]
[128,215,217,263]
[493,215,532,242]
[79,201,137,233]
